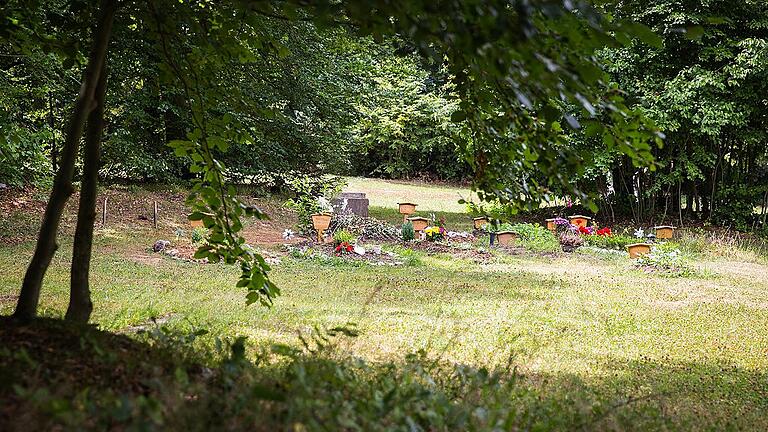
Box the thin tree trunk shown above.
[678,179,683,227]
[13,0,118,321]
[66,61,109,323]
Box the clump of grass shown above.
[635,242,693,277]
[677,228,768,263]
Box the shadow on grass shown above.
[1,316,765,431]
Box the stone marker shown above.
[332,192,369,217]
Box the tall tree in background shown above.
[599,0,768,228]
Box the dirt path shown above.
[1,186,300,246]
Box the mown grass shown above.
[1,227,767,429]
[2,181,768,430]
[343,176,474,213]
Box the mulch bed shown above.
[285,240,406,265]
[404,241,499,263]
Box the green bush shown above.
[284,174,346,234]
[1,320,595,431]
[583,234,636,250]
[509,223,559,252]
[401,222,415,241]
[190,226,208,245]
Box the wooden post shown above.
[102,196,107,225]
[153,201,158,229]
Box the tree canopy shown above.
[4,0,766,323]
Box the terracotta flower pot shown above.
[568,215,592,228]
[311,213,332,242]
[654,226,675,240]
[473,217,489,230]
[311,213,332,230]
[398,202,417,222]
[408,216,429,232]
[496,231,517,246]
[545,218,557,232]
[626,243,652,258]
[190,219,204,228]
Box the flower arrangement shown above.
[424,226,446,241]
[332,229,356,246]
[334,241,354,255]
[559,232,584,252]
[578,225,595,235]
[636,243,691,276]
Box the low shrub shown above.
[635,242,692,277]
[190,226,208,245]
[401,222,415,242]
[583,233,636,250]
[1,319,598,431]
[329,213,400,241]
[332,229,356,246]
[508,223,559,252]
[284,174,345,234]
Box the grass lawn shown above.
[1,180,768,430]
[343,176,475,213]
[343,176,476,231]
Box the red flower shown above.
[578,226,590,235]
[596,227,612,237]
[335,241,353,254]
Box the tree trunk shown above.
[13,0,118,321]
[66,61,109,324]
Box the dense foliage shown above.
[583,0,768,229]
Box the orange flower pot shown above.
[568,215,592,228]
[545,218,557,232]
[627,243,652,258]
[190,219,204,228]
[311,213,332,242]
[654,226,675,239]
[398,202,417,222]
[408,216,430,232]
[496,231,517,246]
[473,217,489,230]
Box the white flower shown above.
[317,197,333,213]
[282,229,295,240]
[634,228,645,238]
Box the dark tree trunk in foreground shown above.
[14,0,118,321]
[66,62,109,323]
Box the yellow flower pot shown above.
[311,213,332,242]
[545,218,557,232]
[627,243,651,258]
